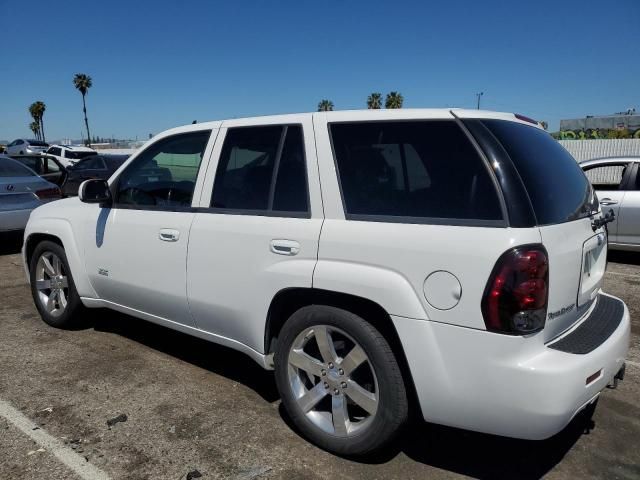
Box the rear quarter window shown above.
[330,121,503,224]
[481,120,593,225]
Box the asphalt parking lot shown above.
[1,233,639,480]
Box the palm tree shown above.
[73,73,93,146]
[385,91,404,109]
[317,99,334,112]
[28,101,46,141]
[367,92,382,109]
[34,101,46,142]
[29,121,40,139]
[28,103,40,140]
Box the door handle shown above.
[270,239,300,256]
[159,229,180,242]
[599,198,618,206]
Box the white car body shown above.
[5,139,49,156]
[45,144,97,168]
[23,109,629,442]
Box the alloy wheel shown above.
[35,251,69,318]
[287,325,379,437]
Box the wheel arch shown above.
[24,221,97,299]
[265,287,420,413]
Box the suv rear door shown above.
[187,115,323,353]
[616,161,640,247]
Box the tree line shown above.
[318,92,404,112]
[27,73,94,145]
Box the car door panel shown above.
[616,163,640,246]
[187,116,323,353]
[83,127,219,326]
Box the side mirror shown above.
[79,179,112,205]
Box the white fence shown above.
[559,139,640,162]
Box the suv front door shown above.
[83,128,216,325]
[616,162,640,247]
[187,116,323,353]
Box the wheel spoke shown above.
[36,279,51,290]
[58,289,68,309]
[298,382,328,413]
[59,276,69,288]
[314,326,337,364]
[41,257,56,277]
[53,256,62,275]
[46,291,57,312]
[345,380,378,415]
[331,395,349,436]
[289,349,324,377]
[340,344,367,376]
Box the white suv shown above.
[23,109,630,455]
[45,144,97,168]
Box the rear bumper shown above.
[0,208,32,232]
[392,292,630,440]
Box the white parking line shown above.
[0,400,110,480]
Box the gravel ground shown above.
[0,233,638,480]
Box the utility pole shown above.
[476,92,484,110]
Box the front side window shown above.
[583,164,628,191]
[48,147,61,156]
[115,130,211,208]
[211,125,308,214]
[330,121,503,222]
[46,158,61,173]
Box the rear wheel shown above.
[274,305,408,455]
[30,241,86,328]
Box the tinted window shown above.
[18,157,41,173]
[583,164,627,190]
[0,159,36,177]
[65,150,97,160]
[211,125,308,214]
[46,158,61,173]
[330,121,502,222]
[29,141,48,147]
[48,147,62,156]
[75,157,106,170]
[482,120,592,225]
[116,130,210,208]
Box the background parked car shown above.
[11,154,67,188]
[62,154,128,196]
[0,155,61,233]
[581,156,640,251]
[5,139,49,156]
[45,144,97,168]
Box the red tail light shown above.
[35,187,61,200]
[482,245,549,334]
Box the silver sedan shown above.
[580,157,640,251]
[0,155,61,233]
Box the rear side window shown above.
[482,120,592,225]
[330,121,503,223]
[211,125,309,215]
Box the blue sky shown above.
[1,0,638,141]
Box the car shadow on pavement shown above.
[91,311,279,403]
[0,231,23,256]
[91,309,593,479]
[608,250,640,266]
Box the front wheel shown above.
[30,240,86,328]
[274,305,408,455]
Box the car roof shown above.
[154,108,543,139]
[579,157,640,167]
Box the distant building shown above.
[559,111,640,140]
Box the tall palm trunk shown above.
[82,93,91,147]
[39,117,46,142]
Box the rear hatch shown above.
[480,119,605,341]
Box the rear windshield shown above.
[482,120,593,225]
[65,150,98,160]
[330,121,503,223]
[28,141,49,147]
[0,159,36,177]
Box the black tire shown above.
[29,240,86,329]
[274,305,408,456]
